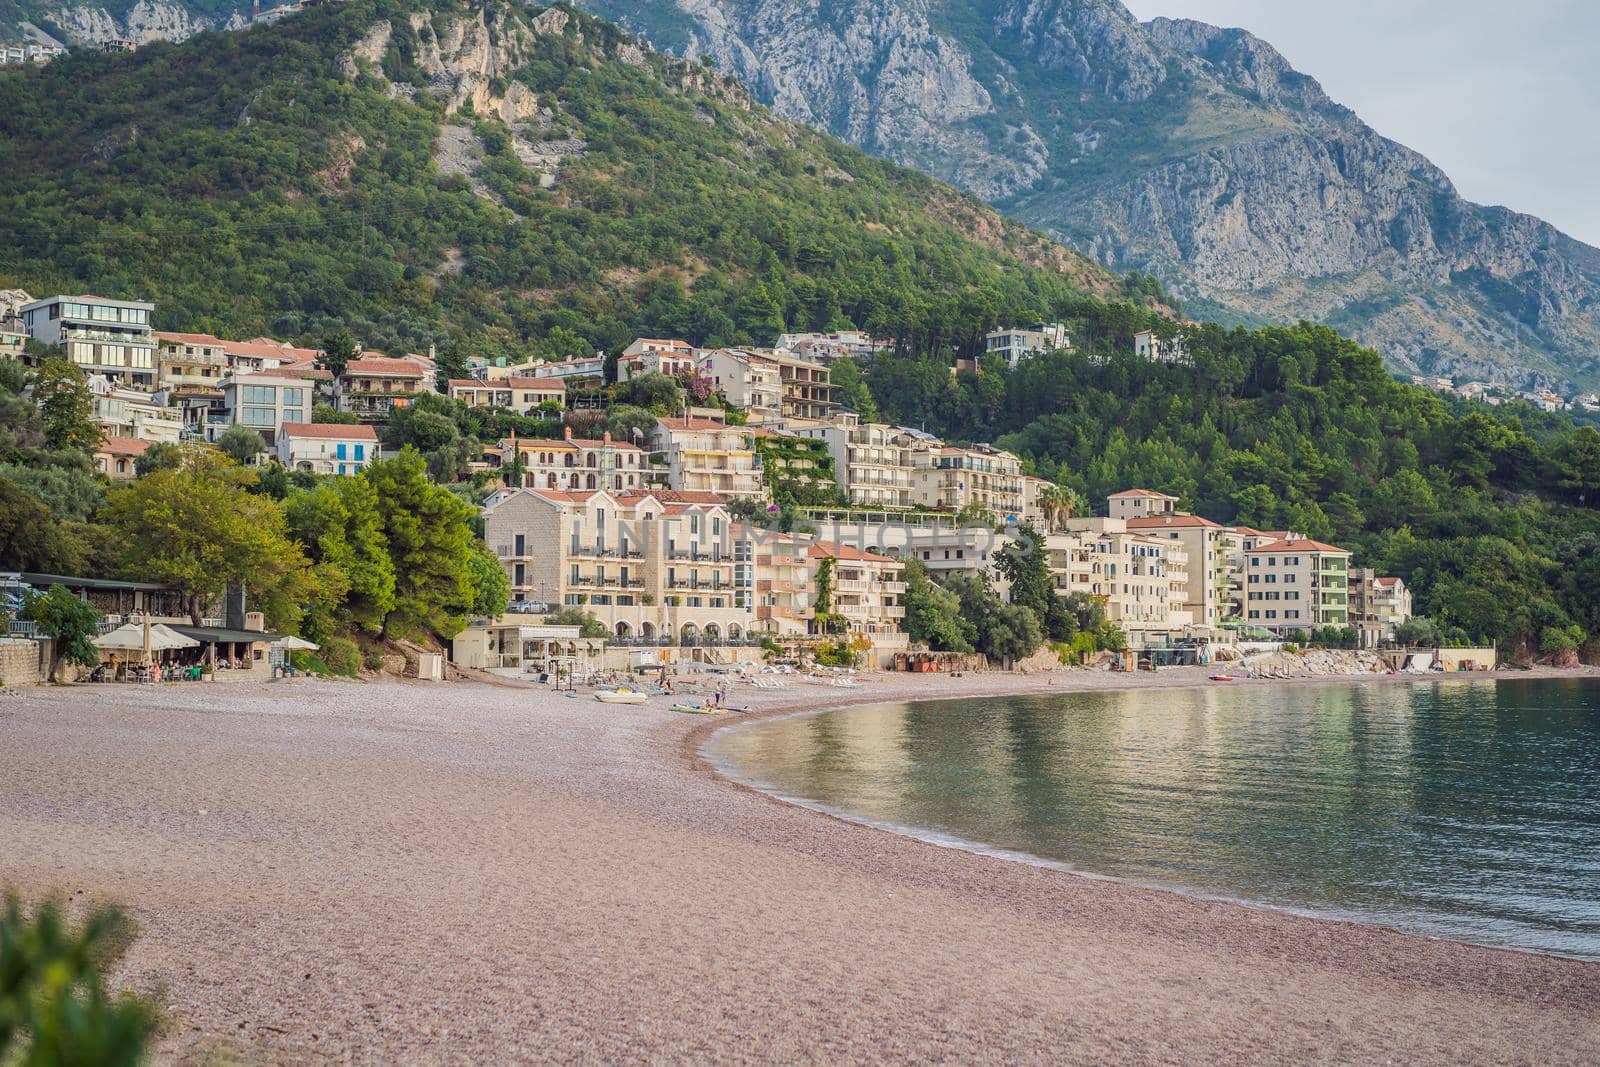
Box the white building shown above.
[447,376,566,414]
[529,354,607,381]
[19,295,157,389]
[1133,329,1189,365]
[275,422,380,475]
[696,348,782,416]
[983,323,1069,369]
[618,338,697,382]
[1243,539,1352,636]
[88,376,183,444]
[794,419,919,509]
[650,415,764,499]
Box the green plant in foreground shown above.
[0,892,158,1065]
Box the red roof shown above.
[1126,514,1220,530]
[343,356,426,377]
[154,330,227,346]
[502,376,566,391]
[528,488,603,504]
[1110,488,1178,499]
[656,416,732,432]
[1245,539,1350,555]
[96,436,153,457]
[1374,577,1401,588]
[617,489,723,505]
[811,541,896,564]
[280,422,378,440]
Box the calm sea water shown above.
[708,679,1600,959]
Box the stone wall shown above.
[0,638,42,686]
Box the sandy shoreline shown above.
[2,667,1598,1063]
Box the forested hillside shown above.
[861,313,1600,657]
[0,0,1133,364]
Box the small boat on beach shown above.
[595,688,649,705]
[1209,674,1236,682]
[669,703,724,715]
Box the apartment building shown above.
[1060,518,1192,645]
[756,350,835,419]
[792,418,918,509]
[490,429,656,493]
[696,348,782,416]
[618,338,697,381]
[1125,513,1238,630]
[275,422,379,476]
[335,355,430,420]
[209,373,312,445]
[155,331,230,400]
[0,326,24,361]
[1108,488,1180,522]
[447,376,565,414]
[983,323,1069,369]
[1373,576,1413,636]
[484,488,755,642]
[1348,569,1414,647]
[1244,539,1352,635]
[752,531,814,639]
[650,416,765,499]
[910,443,1025,519]
[19,295,157,388]
[88,377,183,444]
[748,428,837,503]
[776,331,888,363]
[529,354,606,380]
[811,541,908,667]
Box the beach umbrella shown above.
[274,636,320,651]
[92,622,198,652]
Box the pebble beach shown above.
[2,668,1598,1063]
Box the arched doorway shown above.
[615,621,631,638]
[703,623,721,645]
[728,623,742,641]
[640,621,656,640]
[680,622,699,646]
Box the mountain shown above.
[0,0,249,47]
[0,0,1132,362]
[578,0,1600,392]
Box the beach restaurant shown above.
[450,618,605,680]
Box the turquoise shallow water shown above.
[708,678,1600,959]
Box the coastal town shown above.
[0,290,1436,686]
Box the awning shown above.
[92,622,200,652]
[170,625,281,645]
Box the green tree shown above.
[829,356,879,421]
[312,402,360,425]
[544,606,610,638]
[619,372,686,414]
[0,460,105,523]
[467,545,510,618]
[900,558,975,652]
[284,477,398,638]
[21,585,103,680]
[103,446,318,629]
[215,424,267,465]
[0,478,85,573]
[319,329,358,379]
[133,441,183,477]
[34,358,98,451]
[362,448,483,637]
[0,892,158,1065]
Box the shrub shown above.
[362,647,387,672]
[0,892,158,1064]
[321,637,362,677]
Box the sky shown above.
[1121,0,1600,247]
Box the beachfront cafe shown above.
[450,618,605,681]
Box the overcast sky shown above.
[1121,0,1600,247]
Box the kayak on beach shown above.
[669,703,725,715]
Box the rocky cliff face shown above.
[583,0,1600,390]
[5,1,249,45]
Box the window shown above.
[283,387,304,406]
[130,348,153,369]
[242,385,277,405]
[284,409,304,424]
[241,407,276,426]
